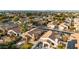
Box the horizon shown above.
[1,10,79,12]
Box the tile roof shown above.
[10,26,20,33]
[27,28,43,36]
[40,31,55,40]
[70,33,79,40]
[0,21,18,30]
[21,28,44,39]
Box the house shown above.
[73,18,79,32]
[32,41,43,49]
[65,18,72,25]
[74,18,79,25]
[58,23,68,31]
[0,39,4,44]
[21,28,44,43]
[6,13,15,17]
[74,24,79,32]
[47,15,54,21]
[0,21,21,36]
[39,31,59,48]
[0,36,13,44]
[47,22,55,29]
[7,30,18,36]
[16,40,26,48]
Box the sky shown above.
[0,0,79,10]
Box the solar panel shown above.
[67,40,77,49]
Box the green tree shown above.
[12,16,19,22]
[20,43,33,49]
[20,22,28,33]
[58,44,64,49]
